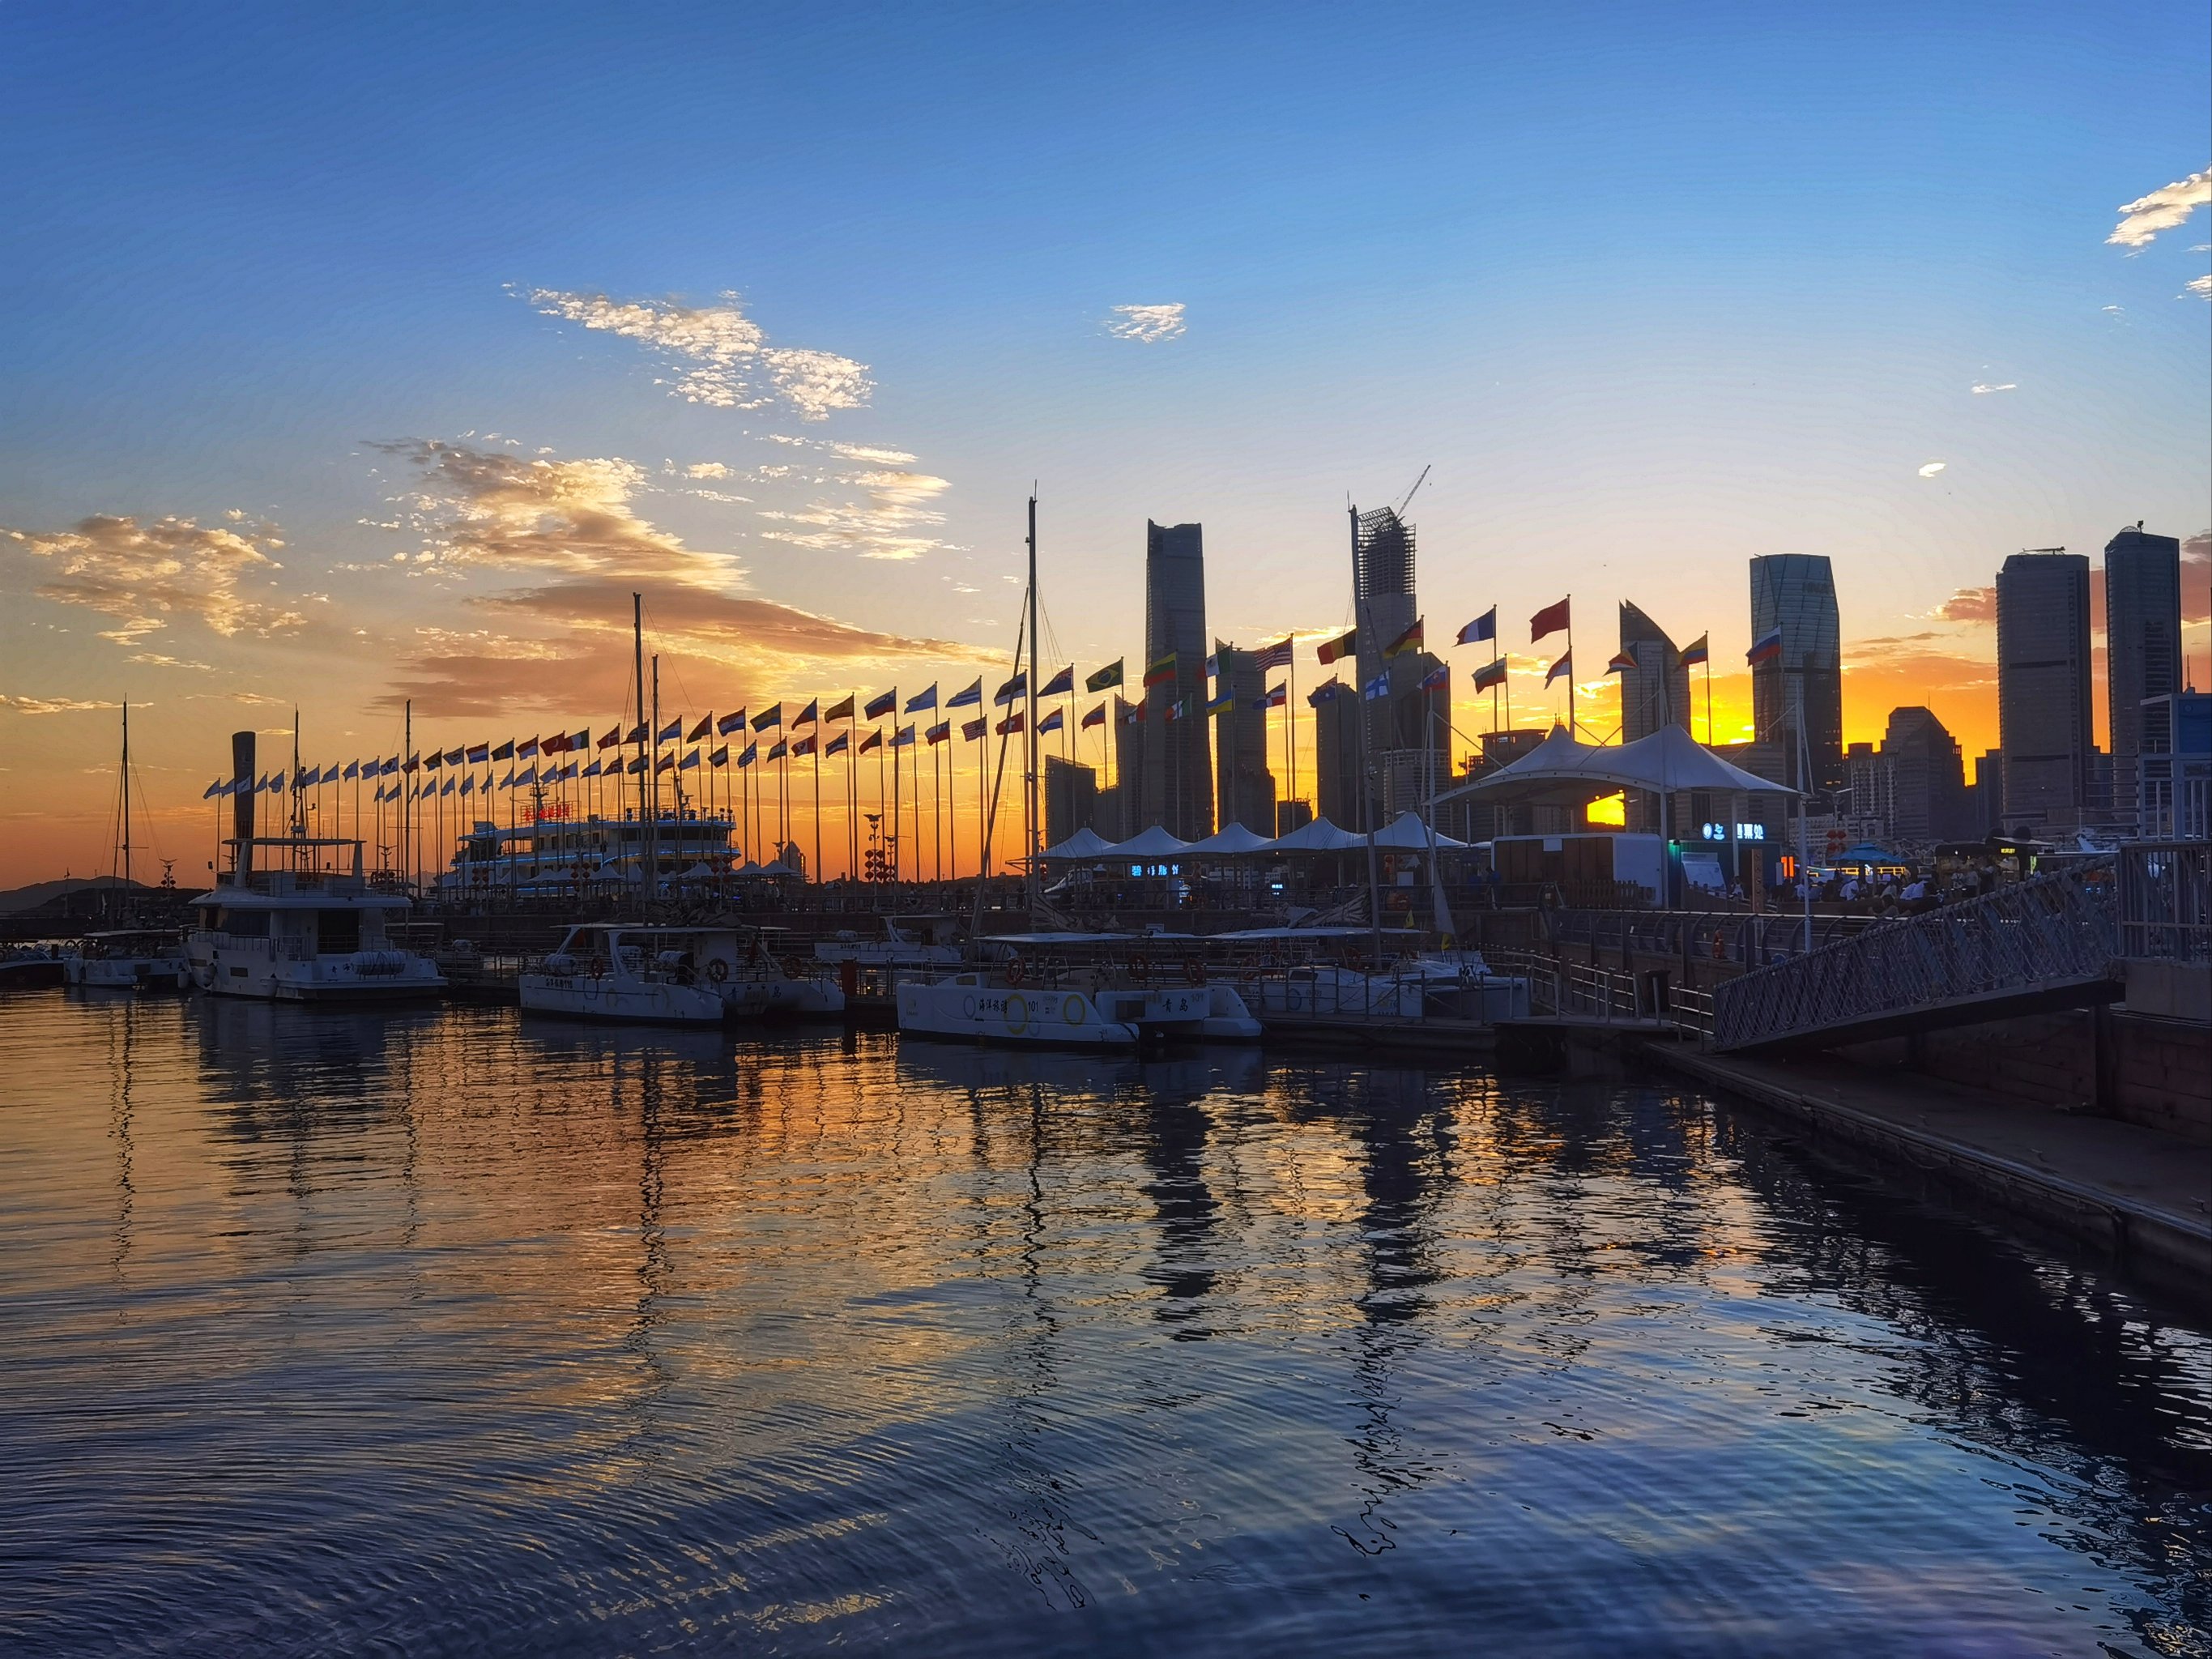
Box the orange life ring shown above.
[588,954,609,977]
[707,957,730,983]
[1004,957,1025,986]
[1183,957,1207,985]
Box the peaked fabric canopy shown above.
[1102,824,1196,859]
[1266,815,1368,853]
[1183,821,1276,855]
[1369,809,1470,851]
[1038,825,1118,860]
[1434,722,1799,806]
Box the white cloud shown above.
[520,288,873,421]
[1104,302,1187,343]
[2108,167,2210,249]
[1970,382,2017,394]
[2,694,119,715]
[1918,462,1947,478]
[2189,273,2211,301]
[3,514,300,642]
[685,462,731,479]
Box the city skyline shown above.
[2,4,2208,883]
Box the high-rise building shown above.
[2138,691,2211,841]
[1139,521,1213,838]
[1336,505,1449,828]
[1874,706,1967,845]
[1211,642,1276,836]
[1996,551,2093,829]
[1617,602,1691,740]
[2104,523,2184,824]
[1043,755,1097,850]
[1748,555,1843,794]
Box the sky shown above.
[2,2,2207,885]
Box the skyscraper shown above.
[1617,601,1690,741]
[1749,555,1843,794]
[1996,550,2093,828]
[1140,520,1213,838]
[2103,523,2183,824]
[1342,505,1448,826]
[1212,641,1276,836]
[1877,706,1967,844]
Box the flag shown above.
[650,719,676,743]
[1457,608,1497,646]
[1680,633,1710,667]
[1085,659,1123,693]
[459,775,474,796]
[466,744,488,765]
[1473,657,1508,692]
[926,720,950,744]
[893,723,915,748]
[440,778,455,796]
[1040,664,1074,697]
[795,699,818,727]
[738,743,758,767]
[961,718,987,741]
[1142,653,1176,688]
[518,765,539,786]
[492,740,514,761]
[1204,652,1219,680]
[994,670,1026,705]
[1607,649,1638,673]
[583,759,603,778]
[1254,684,1287,710]
[624,723,646,744]
[445,746,466,765]
[625,757,645,774]
[709,746,727,767]
[202,779,222,800]
[995,710,1024,735]
[1315,628,1356,665]
[947,678,982,709]
[825,694,855,722]
[1309,680,1342,706]
[519,736,541,758]
[904,684,936,713]
[539,733,566,757]
[1081,703,1106,729]
[1205,688,1234,714]
[1362,671,1392,701]
[1545,652,1573,685]
[717,710,748,736]
[499,770,515,788]
[342,760,360,781]
[1384,618,1424,658]
[825,731,850,756]
[687,715,712,743]
[654,753,674,772]
[791,735,816,757]
[571,730,590,752]
[859,729,884,753]
[767,738,788,761]
[679,749,701,770]
[753,703,782,731]
[1255,635,1294,670]
[599,727,621,749]
[1038,708,1064,733]
[1530,597,1571,642]
[1120,699,1144,725]
[1418,663,1450,691]
[403,753,420,773]
[1746,628,1783,666]
[864,689,897,719]
[423,753,441,772]
[1166,697,1191,722]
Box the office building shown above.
[1996,550,2093,829]
[1845,706,1967,846]
[1043,755,1097,850]
[1139,521,1214,838]
[1618,600,1692,832]
[1319,505,1449,829]
[1211,641,1277,836]
[2104,523,2184,824]
[2138,691,2211,841]
[1748,554,1843,795]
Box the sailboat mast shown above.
[120,699,132,890]
[632,593,650,915]
[1025,492,1040,913]
[1350,502,1383,963]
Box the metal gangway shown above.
[1710,856,2122,1054]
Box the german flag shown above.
[1383,617,1424,658]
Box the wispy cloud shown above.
[3,514,300,643]
[684,462,731,479]
[1970,382,2017,394]
[758,463,953,562]
[1929,585,1996,623]
[520,288,873,420]
[2,694,120,715]
[1917,461,1947,478]
[1104,302,1187,343]
[2108,167,2210,249]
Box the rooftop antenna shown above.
[2021,546,2066,554]
[1395,464,1430,517]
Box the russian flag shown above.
[1745,628,1784,666]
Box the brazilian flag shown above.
[1085,659,1124,693]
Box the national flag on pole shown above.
[1531,597,1571,642]
[752,704,782,731]
[738,743,758,767]
[1254,683,1287,710]
[1204,652,1218,680]
[708,746,727,767]
[464,744,488,765]
[1165,697,1191,722]
[539,734,567,757]
[1038,708,1064,733]
[994,671,1026,706]
[651,719,677,743]
[995,710,1024,735]
[825,731,850,756]
[1362,671,1392,701]
[520,765,541,786]
[904,684,936,713]
[492,740,514,761]
[1607,649,1638,673]
[583,759,603,778]
[795,699,818,727]
[1473,657,1508,692]
[926,720,950,744]
[599,727,621,749]
[961,718,987,741]
[1034,664,1071,699]
[686,715,712,743]
[403,753,420,773]
[864,689,897,719]
[1315,628,1356,665]
[1679,633,1710,667]
[570,730,590,752]
[202,779,223,799]
[1745,628,1783,666]
[498,770,515,787]
[1545,651,1573,685]
[1081,703,1107,729]
[1085,659,1123,693]
[1120,700,1144,725]
[1308,680,1342,706]
[859,729,884,753]
[1384,618,1424,658]
[1255,635,1294,670]
[946,679,982,710]
[679,749,701,770]
[1141,653,1177,688]
[624,757,643,774]
[893,723,915,748]
[1204,688,1234,714]
[342,760,360,780]
[519,736,541,758]
[1418,663,1450,691]
[440,778,455,796]
[767,739,788,761]
[716,710,748,736]
[445,746,467,765]
[791,735,816,757]
[460,775,474,796]
[1457,608,1497,646]
[624,723,646,744]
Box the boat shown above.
[812,915,965,971]
[61,930,191,992]
[0,947,66,992]
[187,836,445,1001]
[518,923,729,1026]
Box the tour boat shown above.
[188,837,445,1002]
[519,923,731,1026]
[62,930,191,992]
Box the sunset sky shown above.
[3,3,2207,884]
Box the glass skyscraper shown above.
[1996,550,2093,827]
[1140,520,1213,838]
[2103,524,2183,823]
[1748,554,1843,794]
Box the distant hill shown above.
[0,876,147,916]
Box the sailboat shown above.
[894,497,1261,1048]
[63,702,190,992]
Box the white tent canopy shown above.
[1102,824,1196,859]
[1038,825,1117,860]
[1183,821,1276,856]
[1266,815,1368,853]
[1434,722,1798,806]
[1370,809,1469,851]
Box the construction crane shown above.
[1395,464,1430,517]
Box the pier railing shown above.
[1711,856,2118,1054]
[2116,842,2212,964]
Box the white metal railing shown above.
[2117,842,2212,964]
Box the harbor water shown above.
[2,992,2206,1656]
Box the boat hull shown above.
[519,972,725,1026]
[897,979,1140,1048]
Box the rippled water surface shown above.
[2,992,2207,1656]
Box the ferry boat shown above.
[62,930,191,992]
[436,808,746,899]
[518,924,729,1026]
[188,837,445,1001]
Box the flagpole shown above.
[1289,641,1298,821]
[1704,656,1714,747]
[1566,597,1576,739]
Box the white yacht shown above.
[897,939,1262,1048]
[188,838,444,1002]
[519,924,731,1026]
[62,930,191,992]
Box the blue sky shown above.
[2,2,2206,876]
